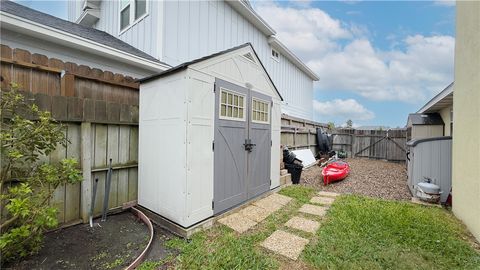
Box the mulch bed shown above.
[6,211,175,270]
[300,158,411,201]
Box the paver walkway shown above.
[218,193,292,233]
[260,191,340,260]
[260,230,309,260]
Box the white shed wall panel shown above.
[138,73,188,225]
[162,0,313,120]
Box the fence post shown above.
[80,122,92,222]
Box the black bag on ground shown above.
[285,163,303,184]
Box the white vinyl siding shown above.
[68,0,315,120]
[162,0,314,120]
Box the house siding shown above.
[452,1,480,241]
[68,0,315,120]
[439,106,452,136]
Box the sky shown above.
[16,0,456,128]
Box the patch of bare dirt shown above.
[300,158,411,201]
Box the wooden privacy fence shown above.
[280,114,328,154]
[332,129,407,162]
[1,44,140,226]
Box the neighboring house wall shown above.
[411,125,444,140]
[439,106,453,136]
[68,0,315,120]
[452,1,480,241]
[0,29,154,78]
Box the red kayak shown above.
[322,160,350,185]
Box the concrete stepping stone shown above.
[239,205,271,223]
[253,197,283,213]
[260,230,309,260]
[269,193,292,206]
[285,216,320,233]
[218,213,257,233]
[298,204,328,217]
[310,196,335,205]
[318,191,340,198]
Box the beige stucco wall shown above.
[439,105,453,136]
[452,1,480,241]
[411,125,444,139]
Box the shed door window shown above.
[135,0,147,19]
[252,98,270,123]
[220,88,245,121]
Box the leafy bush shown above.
[0,84,82,263]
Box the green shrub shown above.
[0,84,82,263]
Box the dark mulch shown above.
[300,158,412,201]
[6,211,175,270]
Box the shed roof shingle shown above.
[1,0,166,65]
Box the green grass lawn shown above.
[162,186,480,270]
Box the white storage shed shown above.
[138,43,283,228]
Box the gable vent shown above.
[242,53,256,64]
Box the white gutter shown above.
[268,36,320,81]
[417,82,454,113]
[228,1,276,36]
[0,11,170,72]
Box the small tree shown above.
[0,84,82,262]
[327,122,335,131]
[346,119,353,128]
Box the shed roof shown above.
[408,113,444,126]
[1,0,165,65]
[138,43,283,101]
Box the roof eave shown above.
[268,37,320,81]
[227,1,276,36]
[417,82,454,113]
[1,11,170,73]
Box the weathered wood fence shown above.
[280,114,327,155]
[1,45,140,226]
[332,129,407,161]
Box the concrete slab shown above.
[261,230,309,260]
[411,197,442,208]
[299,204,328,217]
[285,216,320,233]
[318,191,340,198]
[269,193,293,206]
[218,213,257,233]
[310,196,335,205]
[239,205,271,223]
[253,197,283,213]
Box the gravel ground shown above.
[300,158,411,201]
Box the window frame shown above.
[251,97,270,124]
[271,48,280,62]
[119,0,149,35]
[218,88,247,122]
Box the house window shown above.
[252,98,270,123]
[271,49,279,61]
[220,88,245,121]
[120,0,148,32]
[135,0,147,19]
[120,0,130,30]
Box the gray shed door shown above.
[214,79,272,214]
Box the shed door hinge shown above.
[271,140,272,146]
[213,83,216,93]
[212,200,214,210]
[212,140,215,151]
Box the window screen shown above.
[120,5,130,30]
[220,89,245,120]
[135,0,147,19]
[252,98,269,123]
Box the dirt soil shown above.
[301,158,411,201]
[7,211,175,270]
